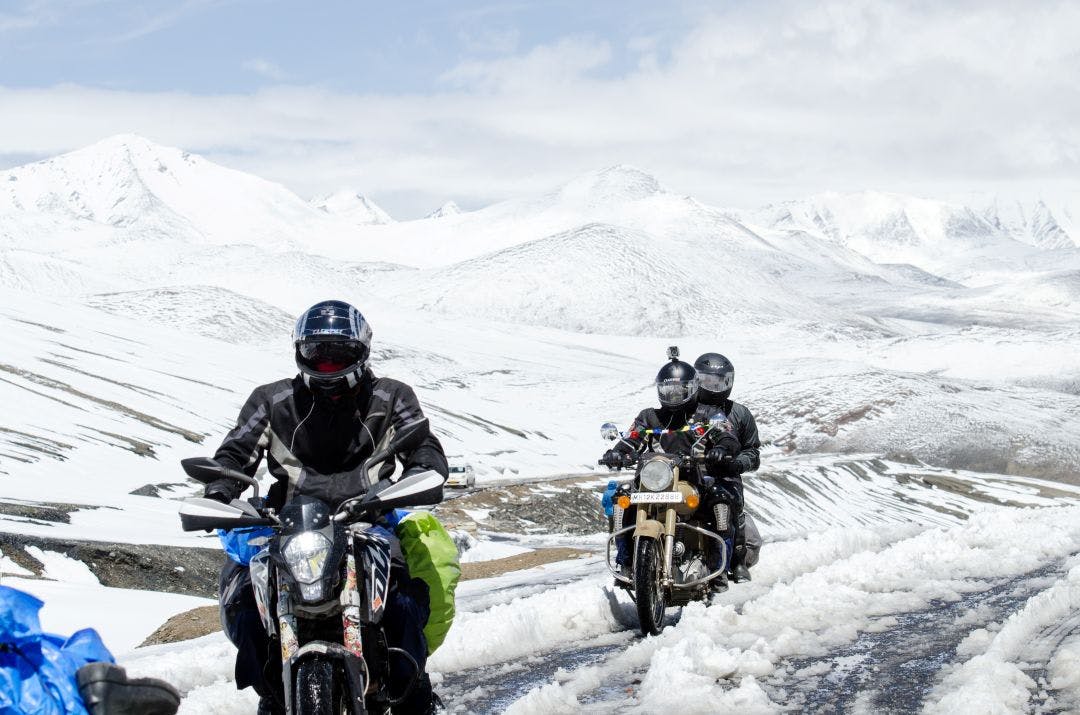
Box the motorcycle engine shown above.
[675,554,709,585]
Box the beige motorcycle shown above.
[602,416,734,635]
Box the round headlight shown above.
[639,459,674,492]
[282,531,332,584]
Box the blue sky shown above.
[0,0,700,93]
[1,1,1077,218]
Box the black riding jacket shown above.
[211,370,448,509]
[612,403,714,462]
[695,397,761,475]
[612,400,761,477]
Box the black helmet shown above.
[293,300,372,397]
[655,358,698,408]
[694,352,734,401]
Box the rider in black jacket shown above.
[693,352,761,582]
[204,300,448,715]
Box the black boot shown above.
[731,545,752,583]
[709,571,729,596]
[257,697,283,715]
[76,663,180,715]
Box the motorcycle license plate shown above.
[630,492,682,504]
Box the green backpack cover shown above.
[394,511,461,654]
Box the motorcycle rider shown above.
[202,300,449,715]
[693,352,761,583]
[600,348,741,593]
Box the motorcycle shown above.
[599,416,737,636]
[177,424,444,714]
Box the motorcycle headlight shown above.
[282,531,332,584]
[297,582,325,602]
[639,459,674,492]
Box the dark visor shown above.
[298,341,369,365]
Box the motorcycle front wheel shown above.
[294,657,350,715]
[634,537,666,636]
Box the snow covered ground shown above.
[1,136,1078,713]
[41,457,1075,714]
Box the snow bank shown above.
[4,576,213,654]
[459,539,532,563]
[429,574,627,673]
[506,506,1080,712]
[122,634,259,714]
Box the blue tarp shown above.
[217,526,274,566]
[0,586,114,714]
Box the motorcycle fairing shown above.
[353,528,392,623]
[249,550,276,636]
[271,496,348,605]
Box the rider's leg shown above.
[219,559,284,707]
[719,476,751,582]
[384,573,436,713]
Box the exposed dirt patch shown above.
[461,547,591,580]
[140,605,221,647]
[0,532,222,597]
[129,482,190,497]
[0,363,206,443]
[435,474,607,535]
[0,500,89,525]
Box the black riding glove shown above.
[203,479,238,504]
[600,450,621,467]
[717,456,746,477]
[706,431,740,465]
[619,452,637,469]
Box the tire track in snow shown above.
[782,561,1068,713]
[1025,610,1080,715]
[434,527,899,712]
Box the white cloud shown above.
[1,0,1078,217]
[241,58,290,82]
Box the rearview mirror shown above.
[708,413,730,432]
[600,422,620,441]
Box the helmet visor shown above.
[697,372,731,393]
[298,341,369,373]
[657,378,697,405]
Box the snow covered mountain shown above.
[979,196,1078,250]
[748,191,1080,286]
[426,201,462,219]
[311,189,395,225]
[0,136,1075,483]
[0,134,366,256]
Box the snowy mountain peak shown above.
[311,190,395,226]
[753,190,1014,272]
[0,134,202,230]
[980,196,1075,250]
[554,164,664,206]
[0,134,367,252]
[427,201,462,219]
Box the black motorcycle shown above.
[600,417,735,635]
[178,427,444,714]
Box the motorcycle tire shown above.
[634,537,666,636]
[294,657,350,715]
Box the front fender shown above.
[633,519,665,541]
